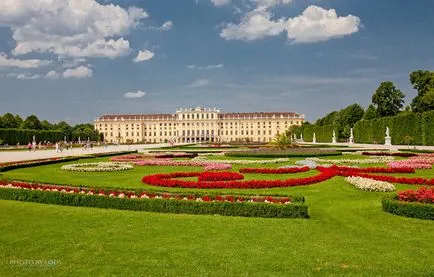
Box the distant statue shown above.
[350,128,354,138]
[332,130,336,138]
[386,126,390,137]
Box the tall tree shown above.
[41,120,53,130]
[22,115,42,130]
[364,104,377,120]
[372,81,405,117]
[2,113,19,128]
[15,115,23,128]
[409,70,434,112]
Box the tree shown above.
[15,115,23,128]
[272,132,292,149]
[2,113,19,128]
[409,70,434,112]
[41,120,53,130]
[22,115,42,130]
[372,81,405,117]
[364,104,377,120]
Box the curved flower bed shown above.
[110,154,154,162]
[362,152,417,157]
[192,156,290,164]
[61,162,133,172]
[142,165,431,189]
[204,163,232,171]
[382,188,434,220]
[198,172,244,182]
[239,167,309,174]
[0,180,308,218]
[345,176,395,192]
[307,156,394,164]
[387,155,434,169]
[398,187,434,203]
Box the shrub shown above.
[382,196,434,220]
[0,185,308,218]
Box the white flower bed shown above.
[345,176,395,192]
[192,156,289,164]
[307,156,394,164]
[61,162,133,172]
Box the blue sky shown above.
[1,0,434,124]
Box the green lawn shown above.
[0,155,433,276]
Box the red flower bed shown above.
[198,171,244,182]
[141,165,432,189]
[239,167,310,174]
[398,187,434,203]
[0,157,61,168]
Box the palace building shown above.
[94,107,304,143]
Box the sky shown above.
[1,0,434,124]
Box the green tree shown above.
[372,81,405,117]
[15,115,23,128]
[41,120,53,130]
[409,70,434,112]
[2,113,19,128]
[22,115,42,130]
[364,104,377,120]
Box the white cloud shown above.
[159,21,173,31]
[61,58,87,68]
[0,52,51,68]
[123,90,146,98]
[285,6,361,43]
[187,79,211,88]
[6,72,41,80]
[0,0,148,59]
[133,49,155,63]
[188,63,224,70]
[221,8,285,41]
[220,5,360,43]
[253,0,292,9]
[63,66,93,79]
[45,70,60,80]
[210,0,232,7]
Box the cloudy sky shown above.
[1,0,434,124]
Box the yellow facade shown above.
[94,107,304,143]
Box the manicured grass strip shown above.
[382,196,434,220]
[0,187,308,219]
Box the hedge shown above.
[0,188,309,218]
[382,196,434,220]
[302,124,339,143]
[353,111,434,145]
[0,129,64,145]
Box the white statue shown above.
[350,128,354,138]
[313,132,316,143]
[386,126,390,137]
[333,130,336,138]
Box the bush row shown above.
[301,124,339,143]
[353,111,434,145]
[0,188,309,218]
[0,129,64,145]
[382,196,434,220]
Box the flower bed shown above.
[398,187,434,203]
[307,156,395,164]
[204,163,232,171]
[361,152,417,157]
[61,162,133,172]
[387,155,434,169]
[0,180,308,218]
[198,172,244,182]
[345,176,395,192]
[239,167,309,174]
[142,165,431,189]
[110,154,154,162]
[192,156,291,164]
[224,148,342,158]
[382,195,434,220]
[0,157,80,172]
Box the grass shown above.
[0,155,433,276]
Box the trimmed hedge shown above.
[382,196,434,220]
[0,188,309,218]
[0,129,64,145]
[353,111,434,145]
[302,124,339,143]
[398,149,434,154]
[0,157,81,172]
